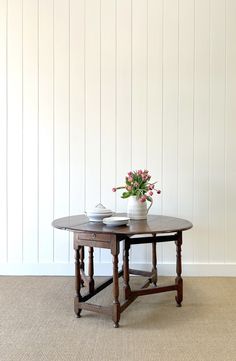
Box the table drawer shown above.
[75,232,113,243]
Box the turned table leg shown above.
[74,246,82,317]
[79,246,85,287]
[123,239,131,300]
[152,241,158,286]
[88,247,95,294]
[112,248,120,328]
[175,232,183,307]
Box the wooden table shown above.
[52,214,192,328]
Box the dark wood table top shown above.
[52,214,193,236]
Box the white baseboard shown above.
[1,262,236,277]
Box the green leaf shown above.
[121,191,131,199]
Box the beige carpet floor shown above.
[0,276,236,361]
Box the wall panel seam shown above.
[99,0,102,263]
[192,0,196,264]
[21,0,24,264]
[161,0,164,262]
[84,0,86,213]
[52,0,55,263]
[145,0,149,264]
[37,0,40,264]
[99,0,102,205]
[177,0,180,217]
[115,0,117,212]
[208,0,212,264]
[130,0,133,169]
[146,0,148,171]
[68,0,71,263]
[5,0,9,264]
[224,0,227,264]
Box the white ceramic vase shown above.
[127,195,153,220]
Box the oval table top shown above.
[52,214,193,236]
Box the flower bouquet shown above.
[112,169,161,219]
[112,169,161,202]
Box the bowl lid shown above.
[87,203,112,215]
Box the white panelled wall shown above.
[0,0,236,276]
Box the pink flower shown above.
[112,188,116,192]
[157,190,161,194]
[128,171,132,176]
[148,184,154,190]
[137,169,143,175]
[149,191,153,196]
[127,186,132,191]
[144,169,149,173]
[128,177,133,182]
[140,195,147,202]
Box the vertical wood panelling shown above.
[100,0,116,263]
[69,0,85,216]
[85,0,101,211]
[85,0,101,264]
[131,0,148,263]
[69,0,85,263]
[225,0,236,263]
[38,0,54,263]
[53,0,70,262]
[1,0,236,275]
[209,0,226,263]
[162,0,179,263]
[146,0,164,263]
[131,0,147,170]
[22,0,38,263]
[178,0,194,263]
[100,0,116,211]
[116,0,132,212]
[0,0,7,263]
[115,0,132,270]
[193,0,210,264]
[7,0,23,263]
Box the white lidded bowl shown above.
[86,203,113,222]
